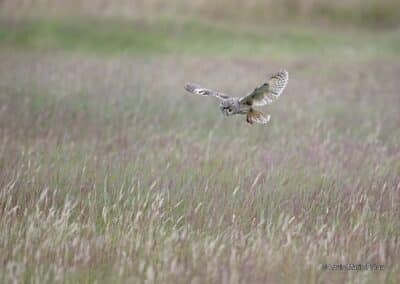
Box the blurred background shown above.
[2,0,400,27]
[1,0,399,56]
[0,1,399,283]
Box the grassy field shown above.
[0,11,399,284]
[2,0,400,27]
[1,18,400,58]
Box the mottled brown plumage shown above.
[184,70,288,125]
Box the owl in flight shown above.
[184,70,288,124]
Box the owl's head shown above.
[219,98,240,116]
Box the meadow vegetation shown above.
[0,18,400,58]
[0,1,399,283]
[2,0,400,27]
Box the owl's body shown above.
[184,70,288,125]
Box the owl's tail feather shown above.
[246,109,270,125]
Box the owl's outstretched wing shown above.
[239,70,288,106]
[246,109,271,124]
[184,83,230,100]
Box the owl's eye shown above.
[227,108,233,113]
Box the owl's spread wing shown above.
[239,70,288,106]
[184,83,230,100]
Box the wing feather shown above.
[240,70,288,106]
[184,83,230,100]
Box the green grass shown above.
[0,18,399,57]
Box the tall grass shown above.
[0,53,399,283]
